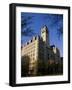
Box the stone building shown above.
[21,25,61,76]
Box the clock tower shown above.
[41,25,49,47]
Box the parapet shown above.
[22,36,40,47]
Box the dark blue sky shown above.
[21,12,63,57]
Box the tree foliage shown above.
[21,55,30,77]
[21,15,36,37]
[37,59,63,76]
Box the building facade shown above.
[21,25,61,76]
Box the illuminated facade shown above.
[21,25,61,76]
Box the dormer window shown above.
[31,40,32,42]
